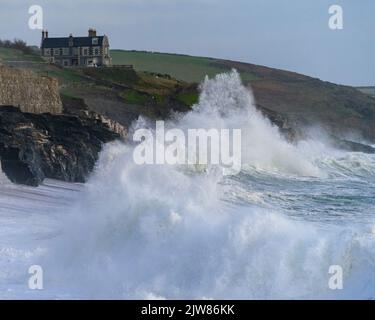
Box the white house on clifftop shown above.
[40,28,112,67]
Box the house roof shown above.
[41,36,105,48]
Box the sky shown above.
[0,0,374,86]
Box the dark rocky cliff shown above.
[0,106,125,186]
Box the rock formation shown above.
[0,106,126,186]
[0,65,62,114]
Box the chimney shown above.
[41,30,47,48]
[69,34,74,46]
[88,28,97,37]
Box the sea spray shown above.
[132,120,242,174]
[131,70,323,176]
[43,146,375,298]
[1,71,375,299]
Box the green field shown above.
[0,47,92,85]
[0,47,257,85]
[0,47,43,62]
[111,50,257,84]
[0,46,196,103]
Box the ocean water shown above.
[0,71,375,299]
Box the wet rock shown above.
[0,105,125,186]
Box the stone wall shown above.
[0,65,62,114]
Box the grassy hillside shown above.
[111,50,258,84]
[0,47,43,62]
[112,49,375,140]
[2,47,375,141]
[0,47,89,85]
[0,47,197,125]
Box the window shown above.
[44,48,51,56]
[53,48,60,56]
[83,48,88,56]
[63,48,69,56]
[94,47,100,56]
[92,38,98,45]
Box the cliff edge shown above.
[0,65,62,114]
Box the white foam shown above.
[1,71,375,299]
